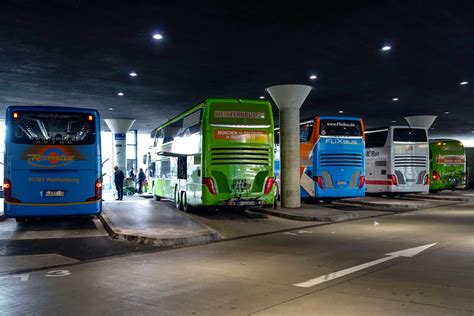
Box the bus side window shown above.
[149,162,156,178]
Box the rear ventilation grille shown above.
[394,155,427,168]
[210,147,270,166]
[320,153,363,168]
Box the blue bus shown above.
[275,116,365,199]
[3,106,102,221]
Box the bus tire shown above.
[153,194,161,201]
[15,217,26,223]
[182,192,193,212]
[175,187,183,211]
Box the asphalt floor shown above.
[0,192,472,315]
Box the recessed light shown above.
[381,45,391,51]
[391,120,397,123]
[460,81,468,85]
[309,75,317,80]
[259,96,265,99]
[117,92,124,96]
[338,110,344,114]
[152,33,163,40]
[444,111,450,114]
[392,97,399,101]
[129,72,137,77]
[108,107,115,111]
[430,127,435,130]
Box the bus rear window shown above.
[11,112,96,145]
[393,128,427,142]
[319,119,362,137]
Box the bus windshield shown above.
[393,128,427,142]
[319,119,362,137]
[11,111,96,145]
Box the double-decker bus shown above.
[429,139,467,191]
[4,106,102,221]
[147,98,275,211]
[365,125,430,195]
[275,116,366,199]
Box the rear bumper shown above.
[4,200,102,217]
[314,187,365,198]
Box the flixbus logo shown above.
[324,138,358,145]
[25,147,76,168]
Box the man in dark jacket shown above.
[114,165,125,200]
[138,168,146,194]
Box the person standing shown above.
[114,165,125,200]
[138,168,146,194]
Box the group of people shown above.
[113,166,147,201]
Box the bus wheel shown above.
[153,194,161,201]
[15,217,26,223]
[175,187,183,211]
[182,192,193,212]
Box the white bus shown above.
[364,116,436,195]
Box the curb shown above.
[333,200,421,211]
[250,207,358,222]
[405,194,470,202]
[98,212,220,247]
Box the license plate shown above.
[44,190,65,197]
[337,181,347,185]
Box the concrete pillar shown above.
[104,119,135,172]
[266,84,312,208]
[404,116,437,129]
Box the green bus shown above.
[145,98,276,211]
[429,139,467,191]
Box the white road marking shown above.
[283,232,297,236]
[0,274,29,282]
[298,230,313,234]
[293,243,437,288]
[45,270,71,278]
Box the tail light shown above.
[3,178,21,203]
[202,177,217,195]
[358,176,366,189]
[424,174,430,185]
[388,174,398,186]
[86,178,102,201]
[432,171,441,181]
[264,177,275,194]
[316,176,324,189]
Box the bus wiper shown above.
[35,119,49,140]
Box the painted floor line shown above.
[294,243,437,288]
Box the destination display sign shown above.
[213,129,268,143]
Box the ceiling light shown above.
[152,33,163,40]
[117,92,124,96]
[430,127,435,130]
[108,107,115,111]
[129,72,137,77]
[381,45,391,51]
[444,111,450,114]
[460,81,468,85]
[259,96,265,99]
[392,120,397,123]
[338,110,344,114]
[309,75,317,80]
[392,97,399,101]
[470,131,474,133]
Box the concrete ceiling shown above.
[0,1,473,140]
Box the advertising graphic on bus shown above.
[275,116,366,199]
[365,126,430,194]
[429,139,466,191]
[3,106,102,220]
[145,99,275,210]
